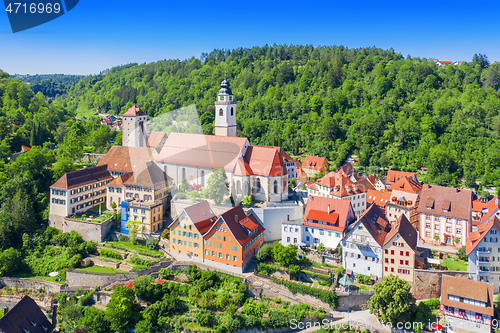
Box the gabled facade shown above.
[302,155,329,179]
[49,165,113,225]
[467,216,500,292]
[306,172,367,217]
[203,205,264,272]
[440,275,493,333]
[374,176,387,191]
[382,215,419,284]
[147,131,168,148]
[386,176,422,194]
[302,195,355,249]
[417,184,472,246]
[385,190,419,225]
[169,201,217,261]
[341,204,391,282]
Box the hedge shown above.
[99,249,122,260]
[274,280,338,308]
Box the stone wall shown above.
[0,277,64,293]
[59,216,114,242]
[66,261,172,288]
[337,294,372,311]
[413,269,469,300]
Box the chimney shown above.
[327,205,330,215]
[3,306,8,315]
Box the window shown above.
[391,259,394,264]
[391,250,394,255]
[435,224,440,230]
[287,237,290,243]
[400,251,404,256]
[219,108,223,116]
[400,260,403,265]
[284,226,288,232]
[273,180,278,194]
[405,260,409,265]
[391,267,394,272]
[385,267,388,271]
[456,220,462,225]
[457,228,461,234]
[426,232,430,237]
[446,227,451,232]
[385,249,388,254]
[385,258,388,263]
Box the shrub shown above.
[274,280,338,308]
[146,237,159,251]
[100,249,122,260]
[118,235,130,242]
[257,262,278,276]
[193,308,215,327]
[355,274,372,285]
[420,298,440,311]
[256,243,273,262]
[129,255,151,268]
[457,246,467,261]
[288,265,301,281]
[160,229,169,239]
[242,195,252,206]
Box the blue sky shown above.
[1,1,500,75]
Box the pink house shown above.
[416,184,472,247]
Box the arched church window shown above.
[201,170,205,187]
[237,180,241,194]
[219,109,223,116]
[257,178,261,192]
[182,168,186,181]
[231,107,234,116]
[274,180,278,194]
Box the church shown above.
[124,77,292,203]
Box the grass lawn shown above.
[354,282,372,291]
[75,265,128,275]
[29,276,65,284]
[107,241,163,257]
[441,257,467,271]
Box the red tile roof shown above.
[309,172,369,197]
[51,165,112,190]
[417,184,472,220]
[123,161,172,188]
[233,157,253,176]
[386,170,417,184]
[303,155,328,171]
[386,176,422,194]
[387,190,419,208]
[440,275,493,316]
[183,200,218,235]
[337,163,358,177]
[466,215,500,255]
[480,196,500,223]
[383,214,417,249]
[245,146,287,177]
[472,199,489,213]
[366,189,391,208]
[122,105,146,117]
[355,204,392,246]
[216,205,264,246]
[147,131,167,147]
[97,146,159,174]
[157,133,249,170]
[259,146,296,164]
[107,173,133,187]
[304,195,354,232]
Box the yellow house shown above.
[382,214,421,284]
[126,200,164,234]
[302,155,329,179]
[169,201,217,261]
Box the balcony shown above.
[478,269,490,276]
[477,259,490,267]
[477,250,491,257]
[351,236,369,246]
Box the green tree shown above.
[204,168,228,205]
[0,248,22,276]
[105,285,140,333]
[272,242,297,266]
[126,220,141,244]
[241,195,252,206]
[457,246,467,261]
[368,275,417,325]
[76,307,110,333]
[256,243,273,262]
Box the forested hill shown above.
[59,45,500,190]
[12,74,85,98]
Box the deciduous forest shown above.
[58,45,500,189]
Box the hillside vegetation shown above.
[58,46,500,190]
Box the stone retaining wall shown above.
[413,269,469,300]
[48,214,114,242]
[66,261,172,288]
[0,277,64,293]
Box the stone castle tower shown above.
[122,105,147,147]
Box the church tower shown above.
[214,75,237,137]
[122,105,148,147]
